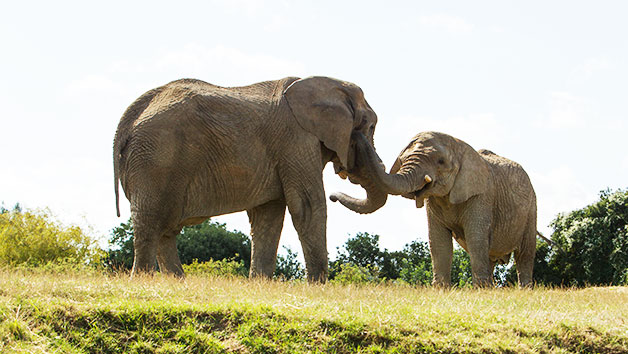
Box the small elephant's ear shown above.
[284,76,357,169]
[449,144,490,204]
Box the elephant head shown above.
[283,76,387,213]
[331,131,490,211]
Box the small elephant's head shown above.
[283,76,378,175]
[331,131,490,212]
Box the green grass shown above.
[1,268,627,353]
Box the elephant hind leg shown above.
[131,213,161,276]
[515,231,536,288]
[157,227,184,277]
[247,199,286,279]
[131,208,182,277]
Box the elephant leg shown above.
[247,199,286,279]
[284,184,328,283]
[427,213,453,287]
[156,227,184,277]
[515,224,536,288]
[464,230,494,287]
[130,212,161,276]
[466,243,493,287]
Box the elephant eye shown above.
[437,158,445,165]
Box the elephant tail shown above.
[536,231,552,245]
[113,86,164,217]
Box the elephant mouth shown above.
[413,181,433,200]
[411,176,433,208]
[334,163,363,185]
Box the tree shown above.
[329,232,383,279]
[545,188,628,286]
[274,246,305,280]
[176,221,251,269]
[451,247,473,287]
[398,240,432,285]
[105,218,135,270]
[0,206,102,267]
[105,219,252,272]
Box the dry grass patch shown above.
[1,268,627,353]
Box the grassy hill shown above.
[1,268,627,353]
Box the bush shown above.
[0,207,103,267]
[274,246,305,280]
[182,258,247,277]
[331,263,379,285]
[544,188,628,286]
[451,248,473,288]
[329,232,385,280]
[397,240,433,285]
[104,219,251,272]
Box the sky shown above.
[1,1,627,261]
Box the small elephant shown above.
[113,76,387,282]
[331,131,538,287]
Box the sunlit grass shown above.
[1,267,627,353]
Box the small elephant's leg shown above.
[427,213,453,287]
[157,227,184,277]
[247,199,286,279]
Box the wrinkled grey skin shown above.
[113,76,386,282]
[331,132,537,287]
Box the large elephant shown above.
[113,76,386,282]
[331,131,538,287]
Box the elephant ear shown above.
[284,76,359,169]
[449,144,490,204]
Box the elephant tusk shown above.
[424,175,432,183]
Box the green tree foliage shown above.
[176,221,251,269]
[105,219,251,272]
[0,206,102,266]
[328,232,476,287]
[398,240,433,285]
[543,188,628,286]
[451,248,473,287]
[274,246,305,280]
[334,232,382,269]
[105,219,135,270]
[182,258,247,277]
[329,232,383,280]
[331,263,378,284]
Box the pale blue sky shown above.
[1,1,626,258]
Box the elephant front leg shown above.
[285,188,328,283]
[247,199,286,279]
[427,214,453,287]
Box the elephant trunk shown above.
[354,132,430,196]
[329,131,388,214]
[329,174,388,214]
